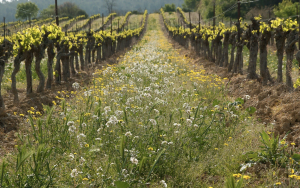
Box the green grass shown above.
[2,58,51,94]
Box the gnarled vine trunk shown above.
[46,41,55,89]
[275,27,286,83]
[25,50,34,94]
[285,29,298,89]
[223,32,230,67]
[11,52,25,104]
[33,44,45,93]
[260,29,273,85]
[228,33,236,72]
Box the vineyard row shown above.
[162,8,300,88]
[0,11,148,116]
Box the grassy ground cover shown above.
[91,17,105,31]
[126,15,144,30]
[164,12,178,27]
[2,13,300,188]
[68,18,89,31]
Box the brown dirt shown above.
[159,14,300,144]
[0,48,132,157]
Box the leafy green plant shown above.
[226,176,244,188]
[244,131,289,167]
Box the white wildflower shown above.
[244,95,251,100]
[69,153,75,160]
[160,180,167,188]
[186,119,192,127]
[130,157,138,165]
[115,110,123,117]
[106,115,118,127]
[77,133,86,141]
[104,106,111,113]
[72,82,80,90]
[67,121,75,126]
[173,123,181,127]
[240,163,254,172]
[125,131,132,137]
[161,141,168,145]
[68,125,76,133]
[84,90,92,97]
[149,119,157,126]
[70,169,78,178]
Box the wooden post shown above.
[55,0,59,26]
[237,0,241,42]
[298,3,300,50]
[118,19,119,33]
[89,19,91,32]
[102,13,104,31]
[199,12,201,31]
[189,11,191,32]
[237,0,241,69]
[3,17,5,46]
[111,15,112,35]
[178,18,179,33]
[213,3,216,28]
[230,17,232,27]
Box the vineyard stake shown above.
[298,2,300,71]
[199,12,201,32]
[213,2,216,29]
[3,17,5,46]
[89,19,91,32]
[102,13,104,31]
[298,3,300,50]
[237,0,241,70]
[111,15,112,35]
[55,0,59,26]
[189,11,191,32]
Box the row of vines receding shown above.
[162,8,300,89]
[0,10,148,115]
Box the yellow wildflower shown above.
[233,174,242,178]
